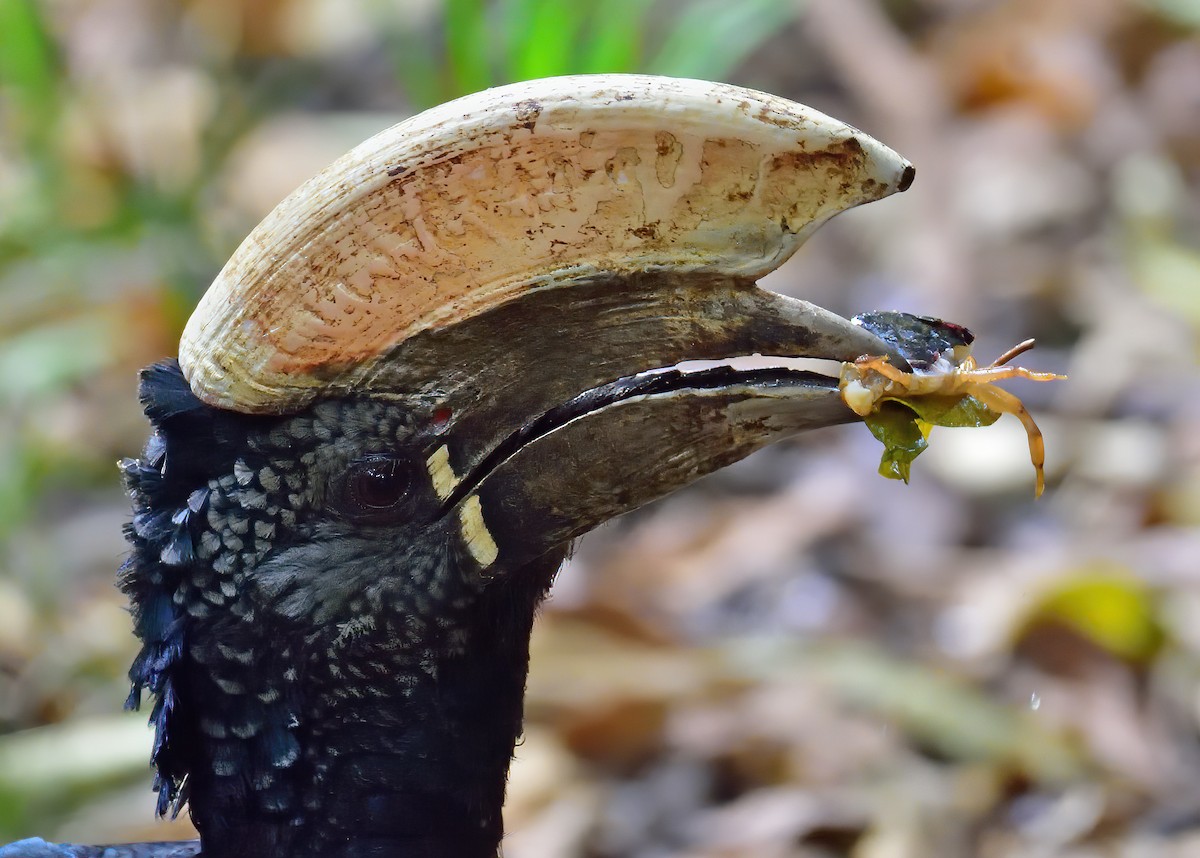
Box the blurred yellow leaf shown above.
[1023,569,1164,665]
[727,639,1085,785]
[1131,234,1200,332]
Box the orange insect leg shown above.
[968,383,1050,497]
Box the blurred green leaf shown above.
[0,0,64,232]
[503,0,589,81]
[648,0,797,79]
[1145,0,1200,29]
[0,717,152,839]
[578,0,655,73]
[0,434,31,544]
[730,639,1086,784]
[389,24,446,110]
[811,643,1084,783]
[0,316,117,403]
[446,0,496,94]
[388,0,802,109]
[0,0,59,121]
[1131,234,1200,331]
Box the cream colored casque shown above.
[180,74,914,414]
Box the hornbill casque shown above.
[2,75,919,858]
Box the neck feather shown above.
[181,552,561,858]
[121,364,564,857]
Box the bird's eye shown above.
[340,456,414,520]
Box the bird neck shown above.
[184,552,563,858]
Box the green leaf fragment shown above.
[863,394,1000,483]
[864,403,928,483]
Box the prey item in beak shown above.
[178,75,914,415]
[841,313,1065,496]
[439,311,1063,578]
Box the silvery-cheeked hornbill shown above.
[2,76,919,858]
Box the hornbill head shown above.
[119,76,915,857]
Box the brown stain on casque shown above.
[545,153,577,192]
[605,147,642,185]
[753,102,798,130]
[770,136,866,174]
[630,222,660,241]
[654,131,683,189]
[768,136,870,201]
[755,136,878,234]
[514,100,543,132]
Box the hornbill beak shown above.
[178,75,915,576]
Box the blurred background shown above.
[2,0,1199,855]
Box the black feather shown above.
[119,361,257,816]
